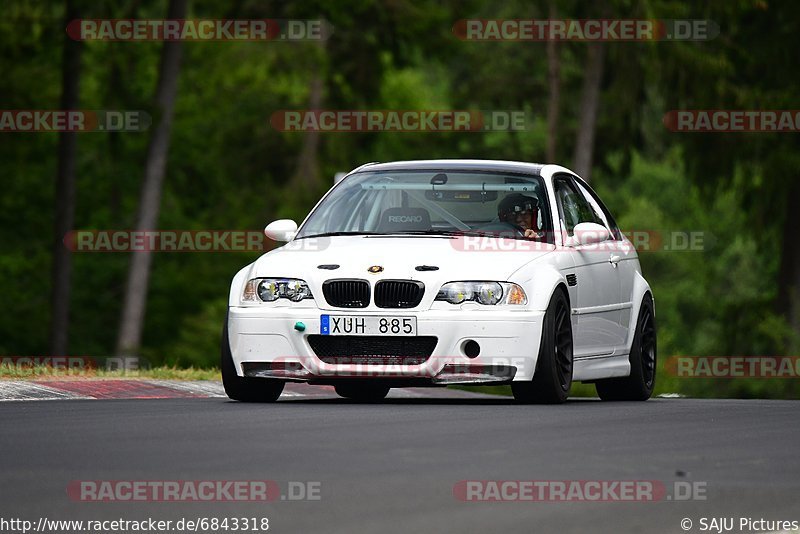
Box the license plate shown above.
[320,315,417,336]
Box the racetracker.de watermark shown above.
[664,110,800,132]
[665,356,800,378]
[67,19,332,41]
[0,356,148,374]
[453,19,718,41]
[270,110,530,132]
[64,231,329,252]
[450,230,710,252]
[67,480,321,502]
[0,110,150,132]
[453,480,707,501]
[266,356,523,379]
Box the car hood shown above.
[252,235,554,283]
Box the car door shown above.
[553,175,626,358]
[572,177,635,352]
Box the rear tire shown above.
[512,288,573,404]
[334,383,390,402]
[221,314,284,402]
[595,294,656,401]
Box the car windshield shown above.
[295,170,551,241]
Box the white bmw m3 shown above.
[222,160,656,404]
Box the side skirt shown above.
[573,353,630,381]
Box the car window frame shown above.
[572,176,623,241]
[552,173,602,237]
[296,169,556,243]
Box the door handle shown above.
[609,254,621,266]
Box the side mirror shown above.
[264,219,298,242]
[568,222,611,246]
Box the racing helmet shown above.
[498,193,539,228]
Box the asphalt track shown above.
[0,386,798,534]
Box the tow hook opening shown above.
[463,339,481,359]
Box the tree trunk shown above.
[777,180,800,352]
[115,0,187,358]
[49,0,83,356]
[545,0,560,163]
[291,73,323,189]
[572,41,606,182]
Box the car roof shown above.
[351,159,546,175]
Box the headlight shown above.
[436,282,474,304]
[242,278,313,303]
[257,280,279,302]
[475,282,502,305]
[435,281,527,305]
[281,279,313,301]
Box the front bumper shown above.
[228,307,545,383]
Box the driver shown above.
[498,193,541,239]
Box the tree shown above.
[572,40,605,181]
[49,0,83,357]
[291,40,326,191]
[545,0,560,163]
[116,0,187,357]
[778,181,800,350]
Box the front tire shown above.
[334,383,390,402]
[595,294,656,401]
[512,288,573,404]
[221,314,284,402]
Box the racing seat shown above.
[375,207,432,233]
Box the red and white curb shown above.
[0,380,497,401]
[0,380,226,401]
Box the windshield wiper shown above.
[299,230,506,239]
[389,230,495,237]
[296,231,383,239]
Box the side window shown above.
[553,177,600,235]
[573,178,622,240]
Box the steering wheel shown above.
[474,221,525,237]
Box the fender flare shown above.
[228,263,256,307]
[513,264,572,312]
[624,270,654,351]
